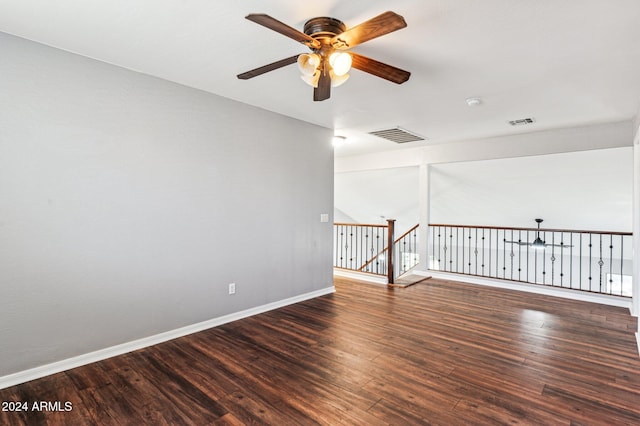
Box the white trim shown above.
[417,163,430,273]
[414,270,632,310]
[0,286,335,390]
[333,268,388,285]
[637,333,640,356]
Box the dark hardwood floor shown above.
[1,276,640,425]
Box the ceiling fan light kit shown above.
[237,11,411,101]
[328,51,352,76]
[297,53,320,76]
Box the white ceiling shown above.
[1,0,640,157]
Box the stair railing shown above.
[334,220,424,283]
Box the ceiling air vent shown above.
[508,117,535,126]
[369,127,425,144]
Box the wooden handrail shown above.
[334,222,388,228]
[428,223,632,236]
[396,223,420,241]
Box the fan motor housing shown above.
[304,17,346,39]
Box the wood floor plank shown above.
[1,276,639,424]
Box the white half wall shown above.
[0,32,334,379]
[430,148,633,231]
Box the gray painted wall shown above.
[0,32,334,377]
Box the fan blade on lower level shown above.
[504,241,530,246]
[314,60,331,101]
[237,55,299,80]
[547,244,573,248]
[350,52,410,84]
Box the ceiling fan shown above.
[505,219,573,250]
[237,11,411,101]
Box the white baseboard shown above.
[333,268,388,285]
[415,270,633,310]
[0,286,335,390]
[637,333,640,357]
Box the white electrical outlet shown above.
[228,283,236,295]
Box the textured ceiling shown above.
[1,0,640,157]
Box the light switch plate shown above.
[320,214,329,223]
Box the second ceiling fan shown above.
[505,219,573,250]
[237,11,411,101]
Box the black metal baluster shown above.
[461,228,467,274]
[372,227,377,273]
[620,235,624,296]
[526,230,530,283]
[358,225,362,271]
[503,231,507,279]
[496,229,501,279]
[518,230,522,281]
[589,234,593,292]
[533,230,538,283]
[360,226,365,271]
[380,226,384,274]
[456,227,460,273]
[569,233,573,289]
[475,228,479,275]
[560,232,564,287]
[510,229,514,280]
[609,234,614,295]
[443,226,449,272]
[579,233,583,291]
[432,225,436,271]
[481,228,485,276]
[402,231,407,274]
[369,228,375,273]
[462,227,466,274]
[598,234,603,292]
[349,226,358,269]
[542,231,546,285]
[364,229,369,272]
[438,226,442,271]
[449,227,454,272]
[469,229,472,274]
[487,228,491,276]
[550,232,555,286]
[342,225,347,268]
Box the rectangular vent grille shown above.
[369,127,425,144]
[508,117,535,126]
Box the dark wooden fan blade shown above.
[314,60,331,101]
[331,11,406,49]
[350,52,410,84]
[504,241,531,246]
[246,14,320,49]
[237,55,299,80]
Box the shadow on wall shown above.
[334,166,419,235]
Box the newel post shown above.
[387,219,396,285]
